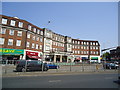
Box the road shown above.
[2,73,119,88]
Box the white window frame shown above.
[17,31,22,36]
[8,39,13,45]
[18,22,23,28]
[32,36,35,40]
[10,20,16,26]
[0,38,5,45]
[2,18,7,24]
[33,28,36,33]
[36,44,38,49]
[9,30,14,35]
[40,45,42,50]
[32,43,35,48]
[16,40,21,46]
[0,28,6,34]
[27,33,30,38]
[37,29,40,34]
[26,42,30,47]
[28,25,32,30]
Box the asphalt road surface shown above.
[2,73,119,88]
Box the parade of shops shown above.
[0,15,100,63]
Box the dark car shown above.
[15,60,49,72]
[46,63,59,69]
[103,63,119,69]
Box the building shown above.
[0,15,100,63]
[0,15,44,60]
[72,39,100,63]
[110,46,120,61]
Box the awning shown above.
[82,57,88,60]
[27,55,42,59]
[91,57,98,60]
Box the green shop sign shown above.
[91,57,98,60]
[0,48,24,55]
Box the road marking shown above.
[49,80,61,83]
[104,77,113,79]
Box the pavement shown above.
[2,69,119,77]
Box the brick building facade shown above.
[0,15,100,63]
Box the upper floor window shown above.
[0,38,5,45]
[90,42,93,45]
[16,40,21,46]
[10,20,16,26]
[36,37,39,41]
[40,37,43,42]
[36,44,39,49]
[32,36,35,40]
[41,31,43,35]
[2,18,7,24]
[17,31,22,36]
[0,28,6,34]
[26,42,30,47]
[27,33,30,38]
[87,42,89,45]
[93,42,95,45]
[32,43,35,48]
[9,30,14,35]
[8,39,13,45]
[28,25,32,30]
[37,29,40,34]
[18,22,23,28]
[33,28,36,33]
[96,43,98,45]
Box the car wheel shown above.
[44,67,48,71]
[22,68,26,72]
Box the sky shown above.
[2,2,118,50]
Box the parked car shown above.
[15,60,49,72]
[46,63,59,69]
[103,63,119,69]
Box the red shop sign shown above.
[26,51,38,56]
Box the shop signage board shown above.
[0,48,24,55]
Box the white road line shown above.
[49,80,61,83]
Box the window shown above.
[8,39,13,45]
[18,22,23,28]
[10,20,16,26]
[27,33,30,38]
[37,29,40,34]
[28,25,32,30]
[16,40,21,46]
[40,45,42,50]
[96,43,98,45]
[33,28,36,33]
[32,36,35,40]
[0,38,5,45]
[40,37,43,42]
[26,42,30,47]
[84,42,86,45]
[78,41,80,44]
[87,42,89,45]
[41,31,43,35]
[96,51,99,55]
[46,45,50,50]
[17,31,22,36]
[36,44,38,49]
[0,28,6,34]
[36,37,39,41]
[9,30,14,35]
[32,43,35,48]
[90,46,92,50]
[93,42,95,45]
[90,42,93,45]
[2,18,7,24]
[96,47,98,50]
[81,42,83,45]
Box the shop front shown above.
[0,48,24,64]
[26,51,42,60]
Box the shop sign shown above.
[91,57,98,60]
[26,51,38,56]
[0,48,24,55]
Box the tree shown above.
[102,52,110,60]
